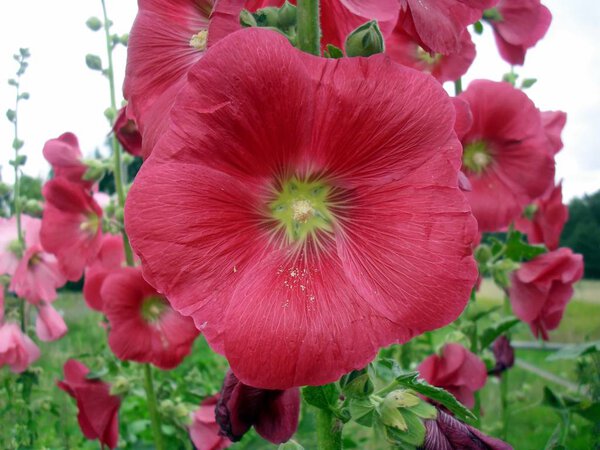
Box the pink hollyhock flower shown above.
[125,29,478,389]
[0,215,40,276]
[423,409,513,449]
[9,217,66,304]
[190,395,232,450]
[386,28,475,83]
[509,248,583,340]
[418,343,487,408]
[57,359,120,449]
[514,182,568,250]
[541,110,567,155]
[83,235,125,312]
[216,370,300,444]
[41,177,103,281]
[487,0,552,65]
[396,0,498,54]
[0,323,40,373]
[458,80,554,232]
[113,107,142,157]
[42,132,92,188]
[35,302,68,342]
[101,267,199,369]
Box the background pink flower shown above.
[42,132,92,188]
[0,323,40,373]
[83,234,125,312]
[35,302,68,342]
[190,394,232,450]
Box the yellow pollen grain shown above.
[189,29,208,50]
[291,199,314,223]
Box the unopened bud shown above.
[278,2,297,29]
[345,21,385,57]
[86,16,103,31]
[340,368,374,399]
[86,54,103,71]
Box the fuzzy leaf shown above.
[303,383,339,411]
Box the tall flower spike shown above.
[125,28,478,389]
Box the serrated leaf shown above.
[395,372,476,423]
[546,341,600,361]
[303,383,339,411]
[479,317,520,349]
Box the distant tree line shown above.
[561,189,600,279]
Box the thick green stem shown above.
[143,364,165,450]
[296,0,320,55]
[316,409,342,450]
[454,77,463,95]
[101,0,134,266]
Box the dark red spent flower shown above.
[490,335,515,376]
[101,267,199,369]
[215,371,300,444]
[514,182,568,250]
[418,343,487,408]
[125,28,478,389]
[190,394,232,450]
[57,359,121,449]
[509,248,583,340]
[42,132,92,188]
[113,108,143,157]
[83,234,125,312]
[386,28,476,83]
[488,0,552,65]
[540,110,567,155]
[40,178,103,281]
[397,0,499,55]
[421,409,513,449]
[458,80,555,232]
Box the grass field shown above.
[1,281,599,449]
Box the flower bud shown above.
[215,370,300,444]
[344,21,385,57]
[85,54,103,71]
[86,16,103,32]
[109,375,131,396]
[489,335,515,376]
[278,2,297,29]
[340,368,374,399]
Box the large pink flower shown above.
[190,395,232,450]
[35,302,68,342]
[9,217,66,304]
[125,29,478,389]
[57,359,121,449]
[458,80,554,232]
[488,0,552,65]
[0,320,40,373]
[509,248,583,340]
[514,182,568,250]
[396,0,498,54]
[41,177,103,281]
[101,267,199,369]
[386,28,475,83]
[418,343,487,408]
[83,234,125,312]
[42,133,92,188]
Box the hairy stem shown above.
[297,0,320,55]
[316,409,343,450]
[143,364,165,450]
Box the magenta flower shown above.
[35,302,68,342]
[113,107,142,157]
[396,0,499,54]
[216,370,300,444]
[490,335,515,376]
[42,132,93,188]
[83,234,125,312]
[458,80,554,232]
[0,323,40,373]
[509,248,583,340]
[57,359,121,449]
[190,395,232,450]
[101,267,199,369]
[488,0,552,65]
[418,343,488,408]
[41,177,103,281]
[125,29,477,389]
[541,110,567,155]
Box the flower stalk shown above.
[143,364,165,450]
[296,0,320,55]
[316,409,343,450]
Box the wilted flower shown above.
[57,359,121,449]
[418,343,487,408]
[101,267,199,369]
[190,394,232,450]
[215,370,300,444]
[509,248,583,340]
[125,29,478,389]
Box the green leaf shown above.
[325,44,344,59]
[349,398,376,427]
[85,54,103,71]
[546,341,600,361]
[543,386,566,410]
[303,383,339,411]
[505,229,546,261]
[521,78,537,89]
[395,372,476,424]
[479,317,520,349]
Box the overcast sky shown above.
[1,0,598,200]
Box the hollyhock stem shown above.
[454,77,463,95]
[143,364,165,450]
[316,409,342,450]
[297,0,320,55]
[100,0,134,266]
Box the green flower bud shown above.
[340,368,374,399]
[86,16,103,31]
[240,9,257,28]
[110,376,130,396]
[85,54,103,71]
[345,21,385,57]
[278,1,297,28]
